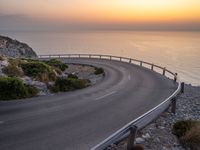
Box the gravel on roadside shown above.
[109,84,200,150]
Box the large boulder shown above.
[0,35,37,58]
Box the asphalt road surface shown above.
[0,58,176,150]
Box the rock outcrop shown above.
[0,35,37,58]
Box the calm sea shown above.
[1,31,200,86]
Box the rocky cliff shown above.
[0,35,37,58]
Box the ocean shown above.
[1,30,200,86]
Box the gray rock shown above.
[158,126,165,129]
[21,76,49,95]
[0,35,37,58]
[142,133,151,139]
[0,58,9,76]
[136,137,145,144]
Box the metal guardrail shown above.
[38,54,183,150]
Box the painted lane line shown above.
[95,91,117,100]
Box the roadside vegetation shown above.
[0,77,38,100]
[50,76,90,93]
[43,59,68,71]
[173,120,200,150]
[21,61,57,82]
[67,73,78,79]
[94,67,104,75]
[0,56,103,101]
[0,55,4,61]
[3,63,23,77]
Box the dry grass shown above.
[0,55,4,61]
[3,64,23,77]
[36,72,57,82]
[9,58,25,66]
[181,123,200,150]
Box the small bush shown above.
[3,64,23,77]
[0,55,4,61]
[21,61,56,82]
[71,79,89,89]
[68,73,78,79]
[0,77,38,100]
[133,144,144,150]
[25,85,38,97]
[173,120,198,138]
[180,123,200,150]
[50,77,89,92]
[44,59,68,71]
[21,62,51,77]
[94,67,104,75]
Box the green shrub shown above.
[21,62,51,77]
[173,120,198,138]
[68,73,78,79]
[0,77,38,100]
[3,64,23,77]
[44,59,68,71]
[21,61,56,82]
[94,67,104,75]
[71,78,90,89]
[25,85,38,97]
[50,77,89,92]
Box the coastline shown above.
[111,84,200,150]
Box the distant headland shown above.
[0,35,37,58]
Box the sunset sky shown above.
[0,0,200,31]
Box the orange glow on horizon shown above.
[1,0,200,24]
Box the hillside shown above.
[0,35,37,58]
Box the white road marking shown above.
[0,121,5,124]
[95,91,117,100]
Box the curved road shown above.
[0,58,176,150]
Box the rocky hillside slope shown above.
[0,35,37,58]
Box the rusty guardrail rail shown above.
[38,54,183,150]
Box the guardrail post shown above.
[100,55,102,59]
[129,58,131,63]
[163,68,166,76]
[140,61,143,66]
[127,125,138,150]
[171,97,177,114]
[110,56,112,60]
[120,57,122,61]
[181,82,184,93]
[151,64,154,70]
[174,73,177,83]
